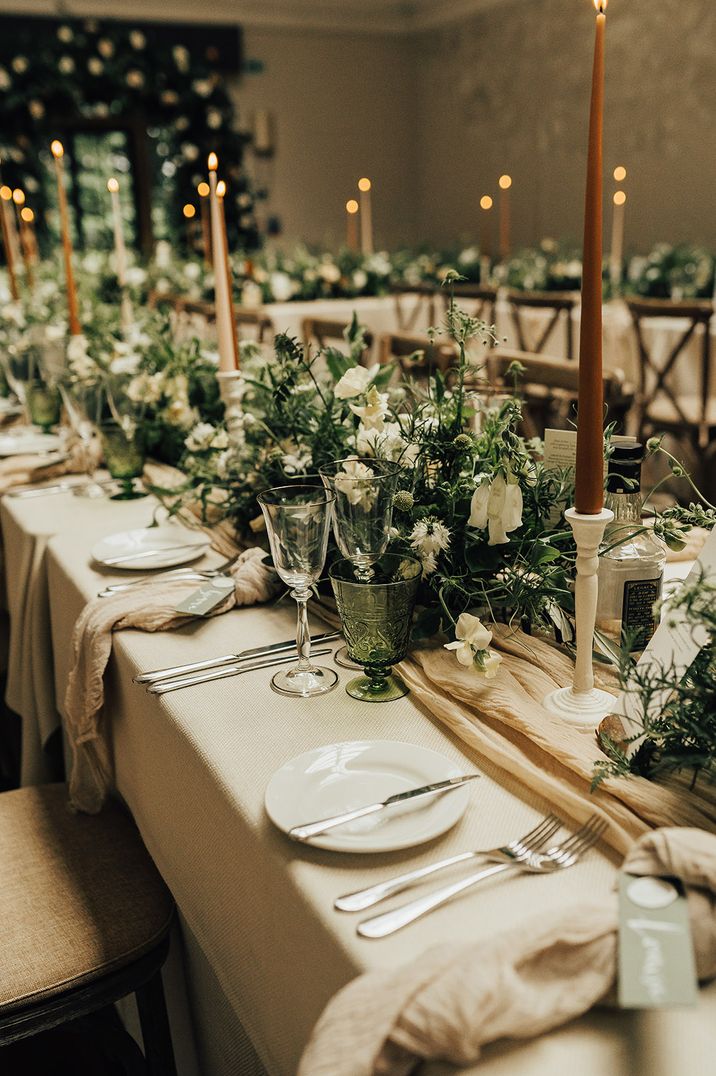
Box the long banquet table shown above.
[2,488,716,1075]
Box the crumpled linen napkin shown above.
[0,434,96,494]
[65,546,279,813]
[298,827,716,1076]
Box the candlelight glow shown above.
[12,189,25,206]
[613,165,627,182]
[345,199,359,214]
[197,182,210,198]
[593,0,607,11]
[216,180,226,198]
[480,195,493,211]
[183,203,196,219]
[207,152,218,172]
[0,186,11,201]
[498,174,512,190]
[20,207,34,223]
[50,140,64,159]
[613,190,627,206]
[358,177,371,192]
[107,177,119,193]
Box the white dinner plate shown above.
[265,740,473,853]
[0,430,62,457]
[91,525,211,570]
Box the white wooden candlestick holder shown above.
[543,506,617,729]
[216,370,245,442]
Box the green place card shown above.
[174,575,235,617]
[618,872,698,1009]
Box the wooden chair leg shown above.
[135,969,177,1076]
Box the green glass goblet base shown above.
[271,663,338,698]
[110,478,147,501]
[345,667,409,703]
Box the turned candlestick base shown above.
[543,506,617,730]
[216,370,245,442]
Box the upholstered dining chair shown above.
[0,784,176,1075]
[441,282,498,329]
[482,347,633,440]
[389,283,438,333]
[302,318,374,365]
[377,331,459,380]
[506,290,578,361]
[625,298,715,473]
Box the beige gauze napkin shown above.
[65,547,280,814]
[299,827,716,1076]
[0,434,98,494]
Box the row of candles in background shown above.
[0,180,40,297]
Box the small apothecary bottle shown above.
[596,443,666,652]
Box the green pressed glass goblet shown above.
[100,421,147,501]
[329,553,421,703]
[26,380,61,433]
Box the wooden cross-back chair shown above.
[302,318,374,365]
[389,283,438,333]
[147,292,273,343]
[626,298,715,457]
[442,283,498,330]
[481,347,633,441]
[377,331,459,381]
[233,306,274,343]
[507,290,577,360]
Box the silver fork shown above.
[335,813,562,913]
[356,815,608,938]
[97,553,240,596]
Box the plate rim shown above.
[91,525,211,570]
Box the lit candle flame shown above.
[183,203,196,219]
[208,152,218,172]
[613,190,627,206]
[480,195,493,210]
[107,177,119,193]
[346,199,359,214]
[51,139,64,159]
[12,188,25,206]
[216,180,226,197]
[20,207,34,223]
[593,0,607,12]
[498,174,512,190]
[613,165,627,182]
[358,177,371,192]
[0,186,11,201]
[197,182,210,198]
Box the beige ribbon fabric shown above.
[65,547,279,813]
[299,828,716,1076]
[397,630,716,857]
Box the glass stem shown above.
[293,589,312,671]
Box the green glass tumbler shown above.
[100,422,147,501]
[27,380,61,433]
[329,553,421,702]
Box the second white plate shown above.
[0,431,62,457]
[265,740,473,853]
[91,525,211,570]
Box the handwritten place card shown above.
[175,575,235,617]
[610,527,716,755]
[618,873,698,1008]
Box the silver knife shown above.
[288,775,480,843]
[100,542,209,566]
[148,647,333,695]
[135,630,341,684]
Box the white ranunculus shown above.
[334,363,378,400]
[468,474,523,546]
[349,384,388,431]
[269,271,295,302]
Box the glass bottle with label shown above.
[596,443,666,652]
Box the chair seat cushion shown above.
[0,784,173,1013]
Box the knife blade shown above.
[288,774,480,843]
[134,630,341,684]
[147,647,333,695]
[100,542,209,566]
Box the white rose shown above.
[334,363,378,400]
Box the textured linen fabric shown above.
[0,783,173,1011]
[298,828,716,1076]
[64,547,279,814]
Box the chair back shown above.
[507,290,577,360]
[234,307,274,343]
[389,283,437,333]
[302,318,374,364]
[625,297,714,448]
[378,331,459,379]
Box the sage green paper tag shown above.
[618,872,698,1009]
[175,575,235,617]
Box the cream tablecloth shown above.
[0,490,698,1075]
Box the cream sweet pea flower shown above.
[349,385,388,431]
[468,473,523,546]
[444,612,502,679]
[334,364,378,400]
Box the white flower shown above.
[356,420,411,463]
[57,25,73,43]
[0,67,10,90]
[410,517,451,556]
[207,108,223,129]
[281,442,312,475]
[444,613,501,679]
[468,473,523,546]
[334,363,378,400]
[97,38,114,58]
[319,261,341,284]
[173,45,190,73]
[126,69,144,88]
[480,651,503,679]
[349,384,388,431]
[58,56,75,74]
[28,100,44,119]
[241,281,263,307]
[129,30,146,49]
[11,56,28,74]
[166,399,197,428]
[109,353,141,376]
[333,458,377,508]
[87,57,103,76]
[352,269,368,290]
[419,551,438,577]
[269,271,295,302]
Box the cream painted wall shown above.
[233,26,418,250]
